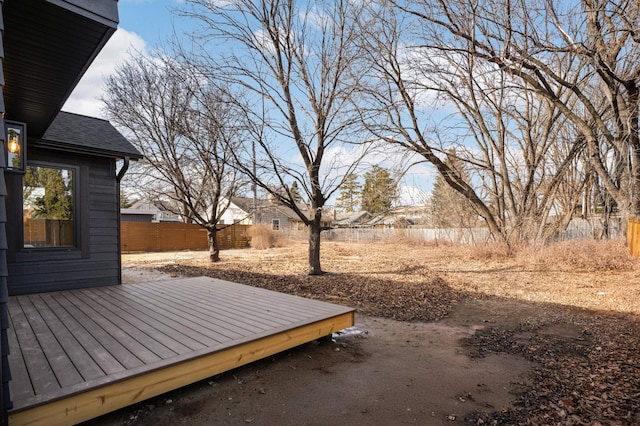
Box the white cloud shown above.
[63,28,147,118]
[395,160,436,207]
[397,185,430,207]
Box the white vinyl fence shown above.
[321,227,493,244]
[284,217,623,245]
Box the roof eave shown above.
[30,138,144,160]
[3,0,119,136]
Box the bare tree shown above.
[390,0,640,227]
[356,2,598,246]
[179,0,371,274]
[102,54,243,262]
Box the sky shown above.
[63,1,178,118]
[63,0,434,206]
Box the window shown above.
[23,164,75,248]
[272,219,280,231]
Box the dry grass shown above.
[516,238,636,272]
[466,238,636,271]
[124,238,640,316]
[430,239,639,315]
[467,242,514,260]
[386,229,456,248]
[247,224,286,250]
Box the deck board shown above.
[120,284,271,336]
[79,288,193,356]
[165,277,341,322]
[8,301,60,396]
[63,292,164,365]
[99,285,240,344]
[16,296,85,388]
[28,295,105,382]
[153,278,323,322]
[38,293,127,376]
[73,290,178,360]
[92,285,221,345]
[20,296,84,387]
[8,276,354,426]
[50,292,145,370]
[128,280,296,329]
[7,314,34,402]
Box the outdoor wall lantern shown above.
[5,121,26,173]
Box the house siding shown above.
[0,1,11,418]
[7,148,119,295]
[120,213,153,222]
[219,203,252,225]
[256,207,293,230]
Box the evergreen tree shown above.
[361,165,397,215]
[290,181,303,204]
[336,173,361,212]
[120,193,133,208]
[28,167,74,221]
[430,151,477,228]
[23,166,74,247]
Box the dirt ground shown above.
[90,240,640,425]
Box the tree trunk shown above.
[207,227,220,262]
[628,86,640,219]
[308,218,323,275]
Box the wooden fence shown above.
[629,217,640,257]
[24,218,74,247]
[121,222,250,252]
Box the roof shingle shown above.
[36,111,143,159]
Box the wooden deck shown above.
[7,277,355,425]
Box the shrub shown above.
[468,242,515,260]
[248,224,286,250]
[465,238,636,271]
[517,238,636,272]
[387,229,455,248]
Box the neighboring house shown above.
[363,206,429,229]
[122,199,183,223]
[220,196,301,230]
[332,211,373,228]
[368,215,414,229]
[218,196,255,225]
[331,208,429,230]
[390,205,431,226]
[219,196,331,230]
[288,209,333,231]
[120,207,155,223]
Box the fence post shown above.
[629,218,640,257]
